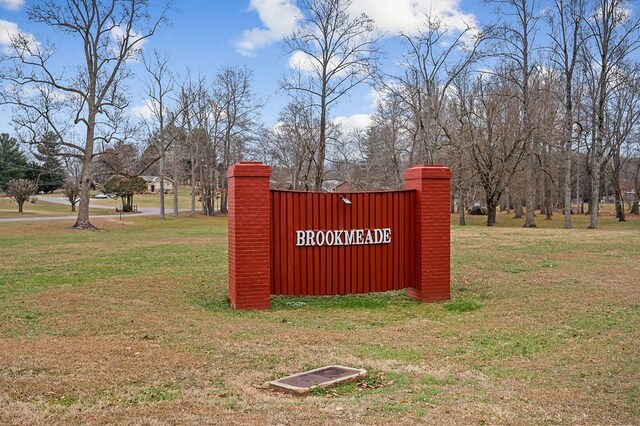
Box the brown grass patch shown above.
[0,213,638,425]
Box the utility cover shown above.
[269,365,367,395]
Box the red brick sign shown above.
[227,162,451,310]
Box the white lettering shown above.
[334,230,343,245]
[296,230,306,246]
[325,230,335,246]
[365,229,373,244]
[344,230,355,245]
[295,228,393,247]
[305,230,315,246]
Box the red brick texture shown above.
[404,165,452,302]
[227,162,272,309]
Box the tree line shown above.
[1,0,639,228]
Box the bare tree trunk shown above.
[524,164,537,227]
[458,187,466,226]
[314,96,327,191]
[578,158,584,214]
[450,191,455,214]
[209,162,216,215]
[611,172,625,221]
[631,164,640,215]
[173,177,179,218]
[514,198,524,218]
[588,166,600,228]
[219,164,228,213]
[564,139,572,228]
[73,117,96,230]
[159,156,165,219]
[544,172,553,220]
[190,150,197,218]
[487,202,498,227]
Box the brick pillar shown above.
[404,165,452,302]
[227,162,272,310]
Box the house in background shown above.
[140,176,174,193]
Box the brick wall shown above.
[227,162,271,309]
[404,165,452,302]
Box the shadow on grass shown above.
[196,289,487,317]
[195,291,419,313]
[270,291,419,311]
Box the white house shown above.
[140,176,174,193]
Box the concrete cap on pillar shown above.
[227,162,272,178]
[404,165,452,180]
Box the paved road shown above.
[0,196,173,223]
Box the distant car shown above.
[94,193,109,199]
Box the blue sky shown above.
[0,0,494,136]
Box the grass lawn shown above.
[0,197,117,219]
[0,211,638,425]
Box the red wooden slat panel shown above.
[270,190,416,296]
[272,192,278,294]
[377,193,385,293]
[409,191,416,285]
[393,193,398,288]
[286,193,304,295]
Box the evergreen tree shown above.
[0,133,29,191]
[31,132,65,193]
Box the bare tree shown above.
[548,0,587,228]
[141,50,177,219]
[490,0,542,227]
[215,66,262,213]
[177,73,209,217]
[282,0,378,191]
[61,178,82,212]
[0,0,169,229]
[582,0,640,228]
[607,64,640,221]
[457,74,528,226]
[267,96,319,190]
[387,13,487,165]
[630,161,640,215]
[6,179,38,213]
[360,89,408,190]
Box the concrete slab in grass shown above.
[269,365,367,395]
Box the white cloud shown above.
[0,19,19,47]
[288,48,357,78]
[236,0,302,56]
[349,0,477,36]
[333,113,372,133]
[131,99,159,120]
[288,50,317,72]
[0,19,39,54]
[0,0,23,11]
[239,0,477,64]
[110,25,147,59]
